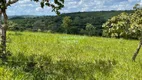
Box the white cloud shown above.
[6,0,141,15]
[36,7,43,12]
[7,0,55,15]
[18,0,29,4]
[61,0,141,13]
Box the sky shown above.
[7,0,142,16]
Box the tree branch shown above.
[6,0,19,6]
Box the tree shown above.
[103,4,142,61]
[131,10,142,61]
[8,21,18,31]
[85,23,96,36]
[102,12,130,38]
[0,0,64,59]
[33,20,46,31]
[61,16,72,33]
[133,3,142,10]
[130,3,142,61]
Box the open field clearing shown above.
[0,31,141,80]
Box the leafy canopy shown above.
[103,12,130,38]
[103,8,142,39]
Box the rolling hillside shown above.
[0,31,141,79]
[8,10,134,36]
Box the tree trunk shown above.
[0,10,8,62]
[1,10,8,54]
[1,26,6,53]
[132,39,142,61]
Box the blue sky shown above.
[7,0,142,16]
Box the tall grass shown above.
[0,31,141,80]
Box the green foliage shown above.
[61,16,72,33]
[85,23,96,36]
[8,21,18,31]
[9,10,133,36]
[129,10,142,39]
[103,10,142,39]
[33,20,46,31]
[103,12,130,38]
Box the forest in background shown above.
[8,10,133,36]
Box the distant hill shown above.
[8,15,37,19]
[61,10,133,20]
[9,10,134,36]
[9,10,133,20]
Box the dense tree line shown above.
[8,10,133,36]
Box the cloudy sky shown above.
[7,0,142,16]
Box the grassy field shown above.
[0,31,142,80]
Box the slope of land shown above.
[0,31,141,79]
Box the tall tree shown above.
[131,3,142,61]
[61,16,72,33]
[0,0,64,58]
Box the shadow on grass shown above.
[2,53,117,80]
